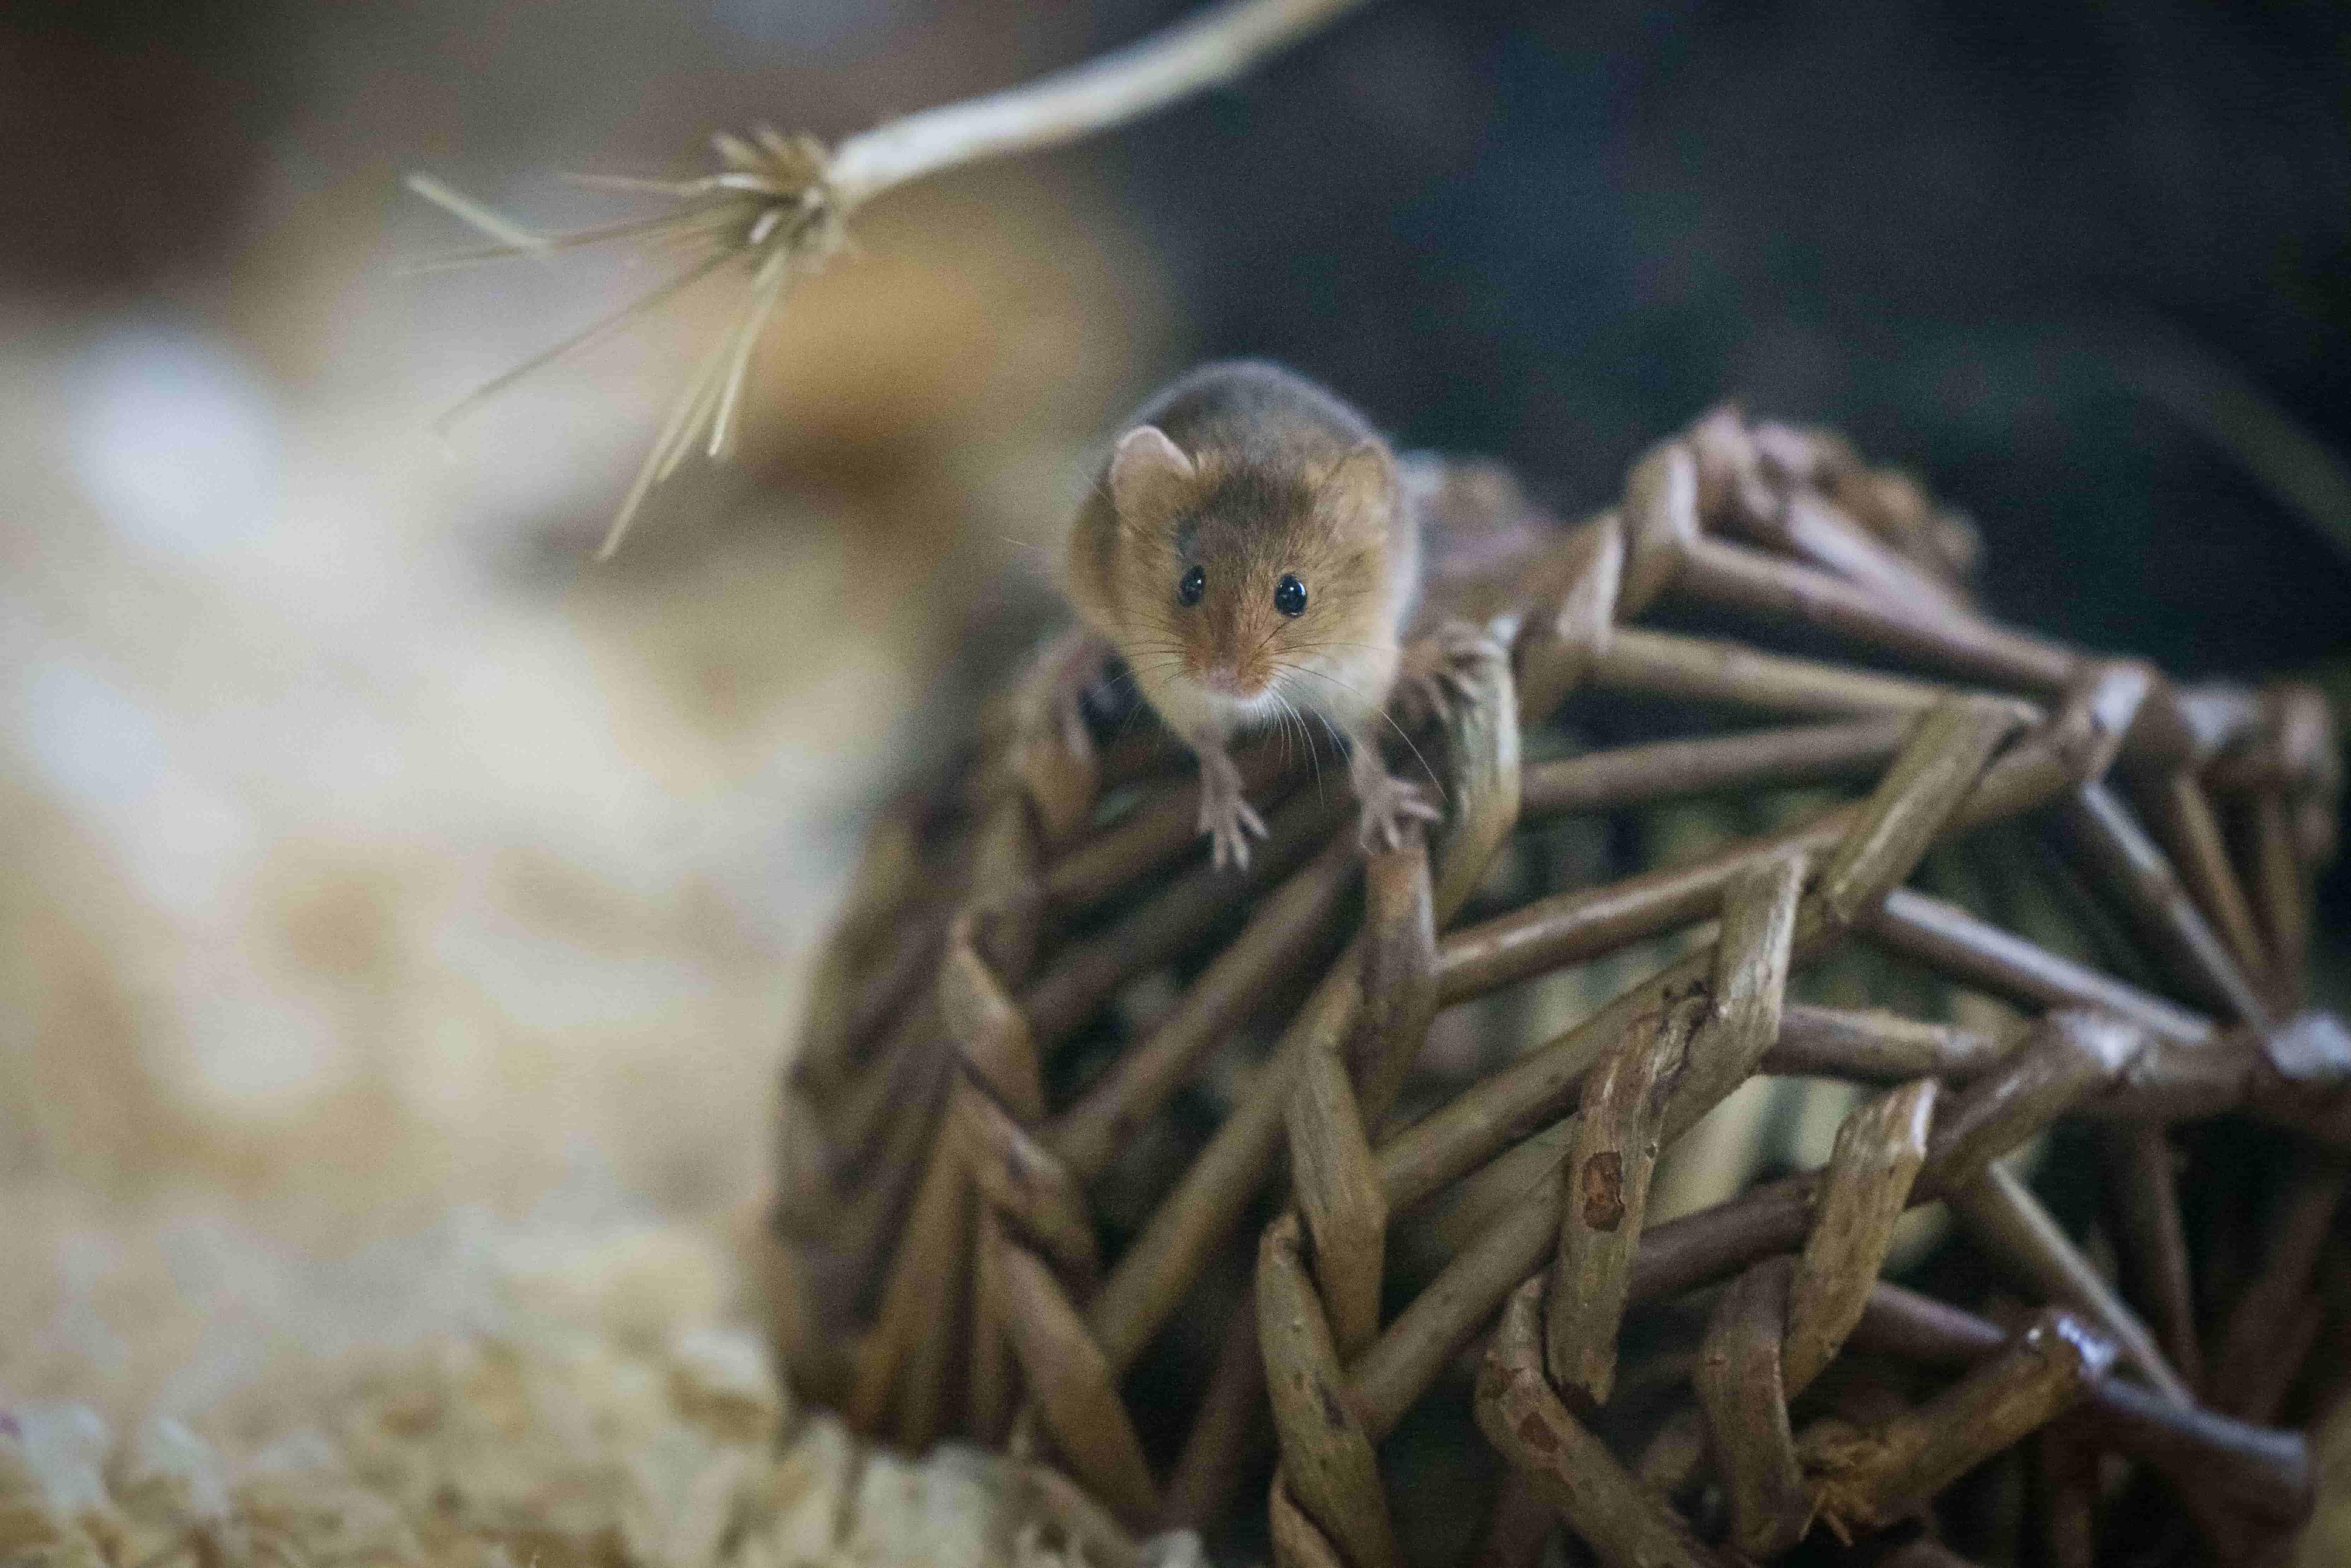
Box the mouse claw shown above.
[1206,815,1263,873]
[1356,773,1441,853]
[1211,826,1247,871]
[1198,763,1269,873]
[1395,620,1500,729]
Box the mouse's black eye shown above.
[1274,574,1307,617]
[1178,565,1206,606]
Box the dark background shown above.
[1112,0,2351,669]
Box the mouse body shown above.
[1064,360,1436,867]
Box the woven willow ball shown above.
[766,407,2348,1568]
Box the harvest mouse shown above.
[1063,360,1440,869]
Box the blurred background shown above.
[1,0,2347,1488]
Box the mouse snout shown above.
[1200,664,1249,696]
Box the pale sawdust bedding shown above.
[0,1198,1199,1568]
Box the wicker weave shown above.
[766,406,2347,1567]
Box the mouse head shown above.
[1107,423,1398,713]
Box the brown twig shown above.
[1477,1280,1728,1568]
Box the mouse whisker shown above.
[1311,707,1350,797]
[1269,660,1447,804]
[1270,687,1323,795]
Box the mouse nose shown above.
[1202,664,1244,695]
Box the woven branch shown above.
[769,404,2348,1564]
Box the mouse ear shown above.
[1109,425,1197,525]
[1321,439,1399,529]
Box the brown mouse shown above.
[1064,360,1437,868]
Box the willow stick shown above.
[1923,1011,2152,1190]
[1395,695,2013,1220]
[1866,886,2216,1047]
[1352,1009,2141,1435]
[1258,1214,1404,1568]
[1804,1308,2115,1538]
[805,911,942,1090]
[1515,715,1915,819]
[2054,780,2270,1026]
[1546,849,1802,1398]
[1162,1298,1270,1529]
[1851,1283,2312,1527]
[827,999,944,1174]
[2038,1423,2101,1568]
[1946,1160,2195,1406]
[1591,624,2024,723]
[1049,833,1358,1179]
[1268,1473,1349,1568]
[2134,769,2273,992]
[2207,1158,2349,1420]
[1087,959,1355,1372]
[1437,672,2105,1005]
[1086,640,1518,1374]
[1766,1004,2018,1084]
[1354,720,2025,1432]
[846,1125,967,1432]
[1694,1257,1810,1557]
[1476,1280,1728,1568]
[1782,1077,1939,1394]
[1464,1471,1552,1568]
[1545,993,1704,1400]
[940,914,1048,1120]
[1503,512,1620,724]
[967,1206,1015,1444]
[1436,808,1841,1003]
[2105,1125,2203,1390]
[1288,1035,1389,1358]
[1043,736,1301,909]
[2250,786,2310,1008]
[894,1165,973,1447]
[1348,837,1439,1127]
[990,1229,1163,1526]
[957,1082,1098,1282]
[1688,410,1971,615]
[1670,531,2081,694]
[1018,786,1345,1045]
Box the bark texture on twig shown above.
[1478,1281,1727,1568]
[1695,1257,1811,1557]
[1805,1309,2116,1539]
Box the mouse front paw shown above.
[1395,620,1503,729]
[1355,770,1442,852]
[1197,754,1269,871]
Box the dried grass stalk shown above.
[414,0,1374,553]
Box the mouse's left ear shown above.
[1321,439,1399,528]
[1109,425,1197,527]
